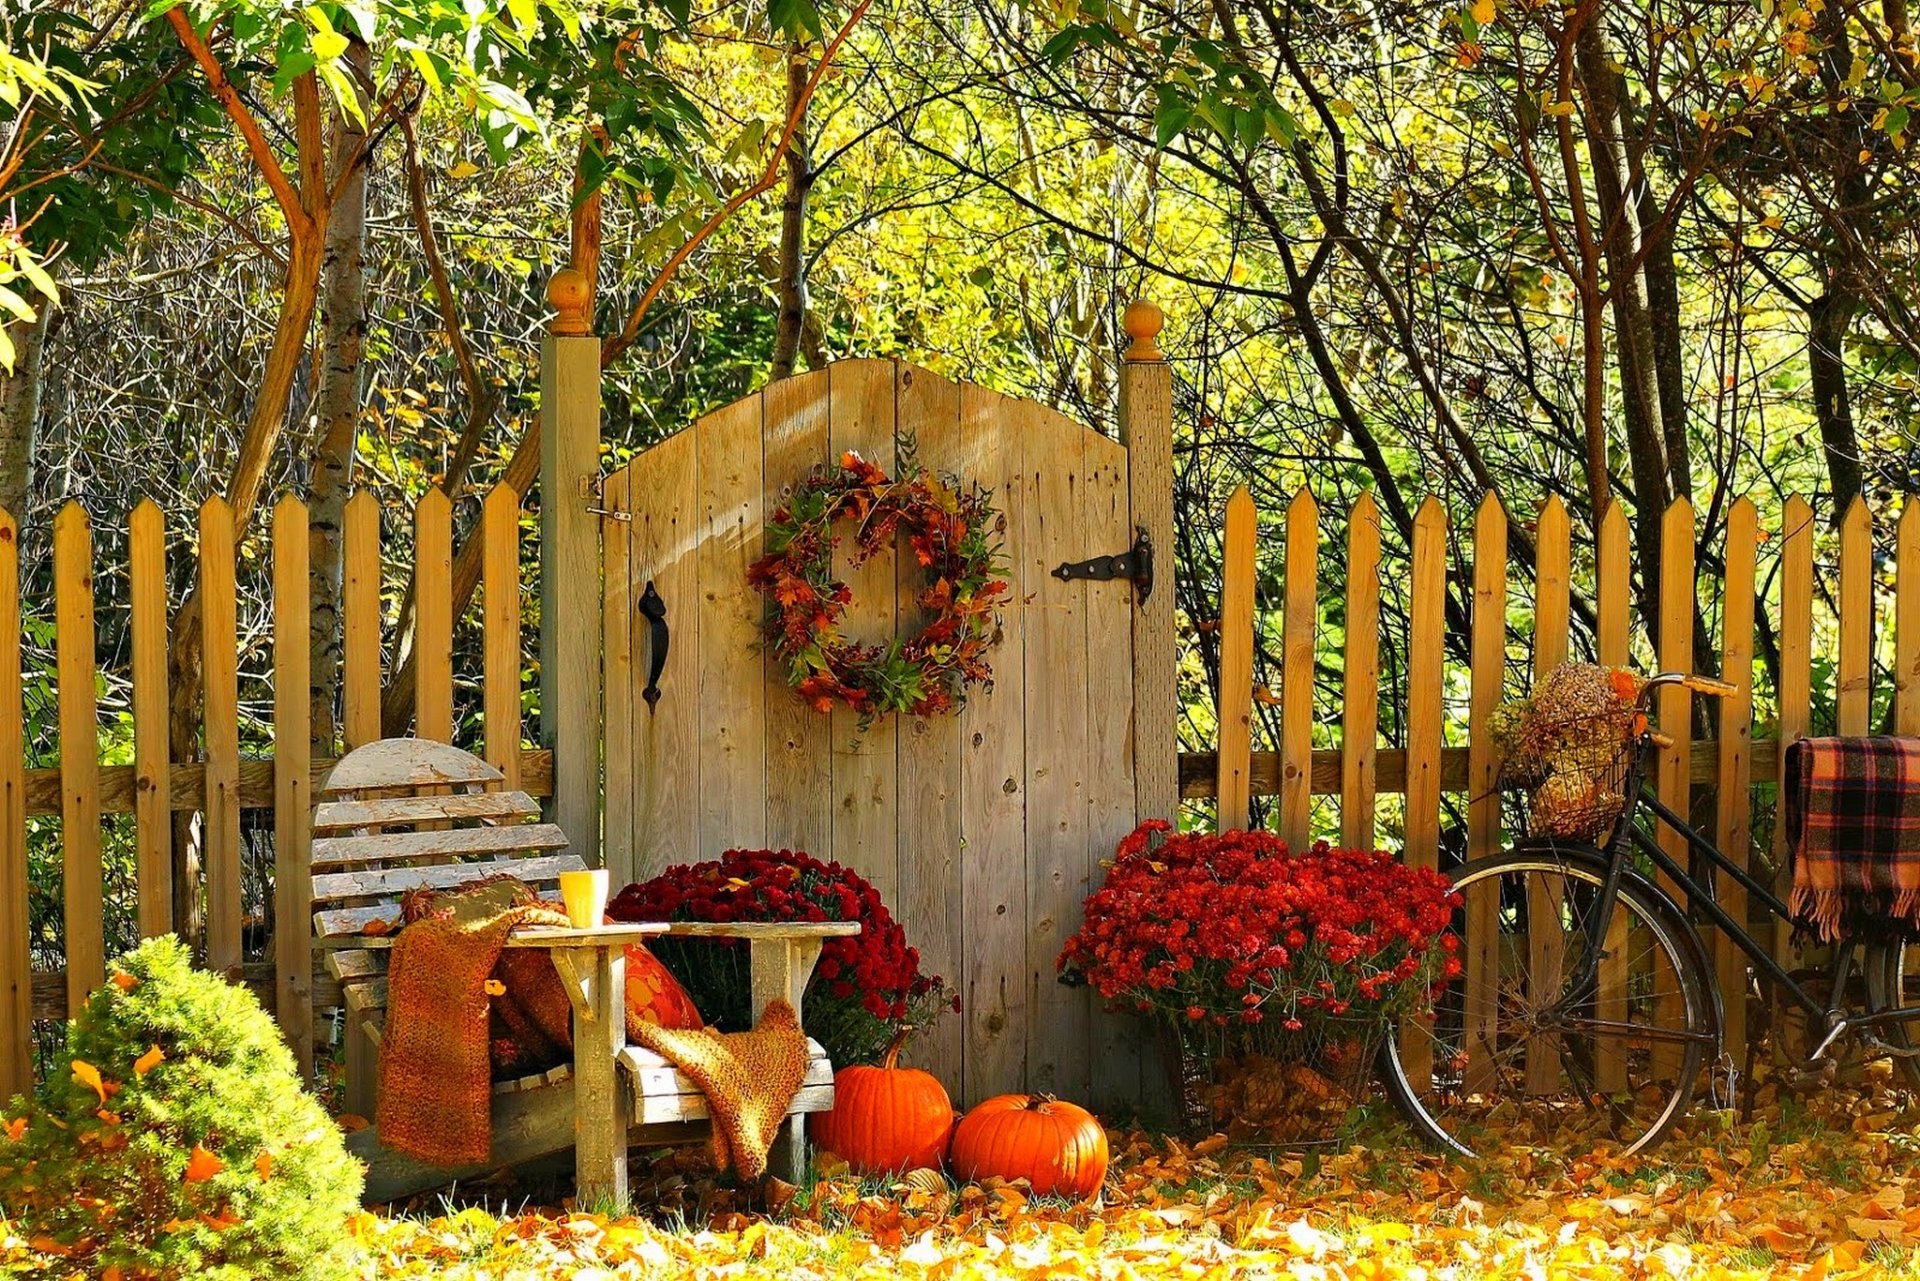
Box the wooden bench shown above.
[312,738,855,1208]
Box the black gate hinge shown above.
[1052,525,1153,603]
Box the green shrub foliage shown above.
[0,935,361,1279]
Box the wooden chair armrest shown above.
[662,922,861,940]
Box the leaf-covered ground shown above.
[13,1074,1920,1279]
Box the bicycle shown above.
[1381,670,1920,1157]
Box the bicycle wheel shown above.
[1864,940,1920,1092]
[1381,846,1715,1158]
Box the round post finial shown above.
[548,267,592,337]
[1122,299,1164,362]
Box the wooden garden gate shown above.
[593,324,1175,1111]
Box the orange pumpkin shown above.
[812,1031,953,1174]
[624,944,702,1032]
[950,1094,1108,1199]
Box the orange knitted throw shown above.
[378,879,572,1166]
[629,1000,811,1180]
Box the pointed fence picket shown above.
[0,486,545,1088]
[1195,487,1920,1093]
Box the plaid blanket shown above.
[1786,736,1920,943]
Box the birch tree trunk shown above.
[307,39,371,754]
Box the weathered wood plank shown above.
[342,490,383,751]
[0,509,25,1100]
[1341,493,1381,851]
[827,359,899,903]
[1119,308,1178,826]
[314,790,541,833]
[761,371,833,856]
[1023,407,1091,1102]
[54,503,104,1010]
[1838,497,1872,735]
[893,362,966,1092]
[628,428,700,880]
[696,394,768,856]
[1774,498,1814,965]
[273,496,314,1077]
[1215,486,1257,829]
[1525,495,1569,1095]
[311,822,571,870]
[1279,491,1318,850]
[1400,498,1445,1095]
[129,499,171,938]
[414,488,454,743]
[601,465,635,887]
[1714,497,1756,1069]
[484,484,524,789]
[311,853,590,907]
[961,383,1029,1105]
[1594,500,1631,1095]
[1899,502,1920,736]
[201,498,244,977]
[1463,493,1505,1093]
[1652,498,1695,1080]
[1084,430,1141,1113]
[321,738,502,794]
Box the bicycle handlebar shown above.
[1639,671,1739,705]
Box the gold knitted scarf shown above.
[629,1000,810,1180]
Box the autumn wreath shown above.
[748,448,1009,723]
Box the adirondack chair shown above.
[310,738,854,1207]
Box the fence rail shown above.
[1197,486,1920,1071]
[0,485,534,1098]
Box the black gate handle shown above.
[638,580,668,711]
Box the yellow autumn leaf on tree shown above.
[1470,0,1495,22]
[133,1045,164,1077]
[3,1115,25,1141]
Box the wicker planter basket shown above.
[1161,1013,1388,1143]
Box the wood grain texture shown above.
[1279,491,1318,850]
[313,790,540,832]
[627,429,700,880]
[484,485,524,789]
[1399,498,1445,1093]
[1714,498,1756,1069]
[1774,498,1814,964]
[1463,493,1505,1093]
[273,497,314,1076]
[600,466,635,887]
[129,500,171,938]
[202,498,244,977]
[1120,354,1177,825]
[311,822,571,870]
[1215,486,1257,829]
[1084,430,1141,1113]
[54,503,103,1010]
[960,382,1029,1105]
[696,395,768,856]
[1838,497,1872,735]
[826,360,899,905]
[414,488,454,743]
[1900,503,1920,736]
[761,371,833,854]
[1023,407,1092,1101]
[0,511,25,1100]
[1594,501,1631,1095]
[1341,493,1381,851]
[539,333,604,865]
[893,363,966,1091]
[1653,498,1695,1078]
[342,490,382,751]
[1525,495,1569,1095]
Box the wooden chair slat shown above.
[314,790,542,833]
[312,823,572,870]
[319,738,504,795]
[312,852,588,906]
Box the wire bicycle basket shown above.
[1492,663,1645,843]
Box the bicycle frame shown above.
[1550,705,1920,1061]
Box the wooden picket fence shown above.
[0,484,546,1102]
[1188,487,1914,1070]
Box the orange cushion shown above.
[625,943,703,1032]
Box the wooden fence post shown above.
[541,269,603,862]
[1120,301,1176,825]
[1215,486,1256,829]
[272,497,313,1078]
[54,504,104,1010]
[0,511,26,1101]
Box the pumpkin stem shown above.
[1024,1093,1056,1110]
[881,1026,914,1071]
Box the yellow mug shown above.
[557,868,611,929]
